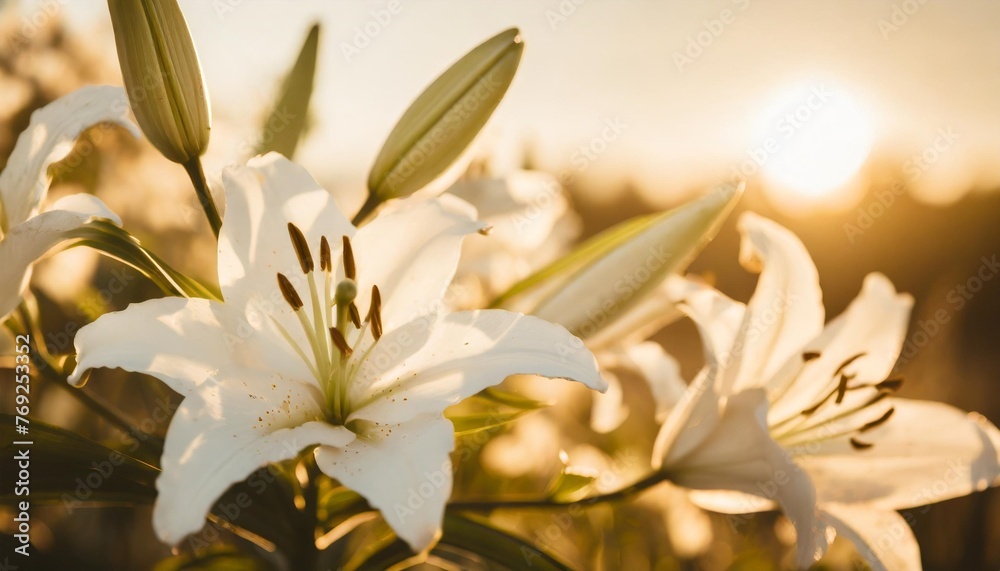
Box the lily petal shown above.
[821,504,921,571]
[348,310,604,425]
[218,153,354,339]
[664,389,825,568]
[621,341,686,422]
[0,195,121,321]
[795,399,1000,511]
[723,213,823,395]
[350,195,485,331]
[590,369,629,434]
[768,273,912,425]
[314,413,454,553]
[70,297,307,394]
[154,378,351,544]
[0,85,137,229]
[585,275,686,352]
[447,170,567,251]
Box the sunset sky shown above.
[26,0,1000,208]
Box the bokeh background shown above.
[1,0,998,569]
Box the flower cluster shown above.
[2,4,997,570]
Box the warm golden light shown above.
[756,83,874,204]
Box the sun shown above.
[754,83,874,207]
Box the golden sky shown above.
[25,0,1000,210]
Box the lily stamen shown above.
[287,222,314,273]
[849,438,874,450]
[329,327,353,359]
[277,273,303,310]
[368,285,383,341]
[342,235,356,280]
[319,236,332,272]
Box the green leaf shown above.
[254,23,320,159]
[153,545,267,571]
[66,220,220,300]
[475,386,553,410]
[354,513,572,571]
[446,408,536,436]
[545,455,598,502]
[367,28,524,202]
[0,414,158,506]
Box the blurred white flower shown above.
[653,212,1000,570]
[69,153,605,553]
[446,169,580,309]
[0,85,136,320]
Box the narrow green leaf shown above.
[447,409,535,436]
[254,23,320,158]
[154,545,267,571]
[367,28,524,202]
[476,386,553,410]
[545,463,598,502]
[66,220,220,300]
[0,414,159,506]
[355,513,572,571]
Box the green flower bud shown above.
[367,28,524,202]
[108,0,211,164]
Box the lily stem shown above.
[183,156,222,238]
[448,471,669,511]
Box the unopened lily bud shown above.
[108,0,211,164]
[534,184,743,338]
[366,28,523,204]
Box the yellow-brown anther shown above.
[329,327,353,358]
[860,407,895,432]
[287,223,314,273]
[367,285,382,341]
[349,303,362,329]
[849,437,874,450]
[320,236,331,272]
[342,235,356,280]
[876,376,905,392]
[277,273,303,311]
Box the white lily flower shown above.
[652,212,1000,569]
[0,85,137,320]
[68,153,605,552]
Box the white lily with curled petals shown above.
[653,212,1000,570]
[68,153,605,552]
[0,85,137,320]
